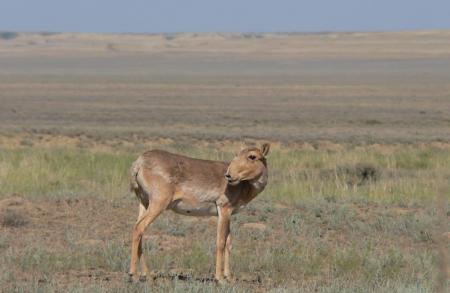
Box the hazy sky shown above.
[1,0,449,33]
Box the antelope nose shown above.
[225,174,232,180]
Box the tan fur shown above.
[128,143,270,282]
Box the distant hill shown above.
[1,30,450,59]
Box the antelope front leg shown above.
[215,206,231,282]
[224,233,232,280]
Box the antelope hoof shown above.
[215,277,229,285]
[128,273,135,283]
[225,275,235,284]
[139,274,147,282]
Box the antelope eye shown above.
[248,155,257,160]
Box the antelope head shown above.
[225,143,270,188]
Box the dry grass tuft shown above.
[1,210,28,227]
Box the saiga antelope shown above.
[128,143,270,282]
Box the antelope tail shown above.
[129,156,144,192]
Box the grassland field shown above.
[0,31,449,292]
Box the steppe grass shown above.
[1,143,449,204]
[1,196,441,292]
[0,142,448,292]
[0,147,134,198]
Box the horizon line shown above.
[1,28,450,36]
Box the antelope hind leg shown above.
[129,198,169,281]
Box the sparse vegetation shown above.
[1,209,28,227]
[0,140,448,292]
[1,142,449,204]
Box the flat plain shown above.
[0,31,449,292]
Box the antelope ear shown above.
[237,143,247,154]
[233,144,245,156]
[261,143,270,156]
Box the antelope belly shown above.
[170,201,218,216]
